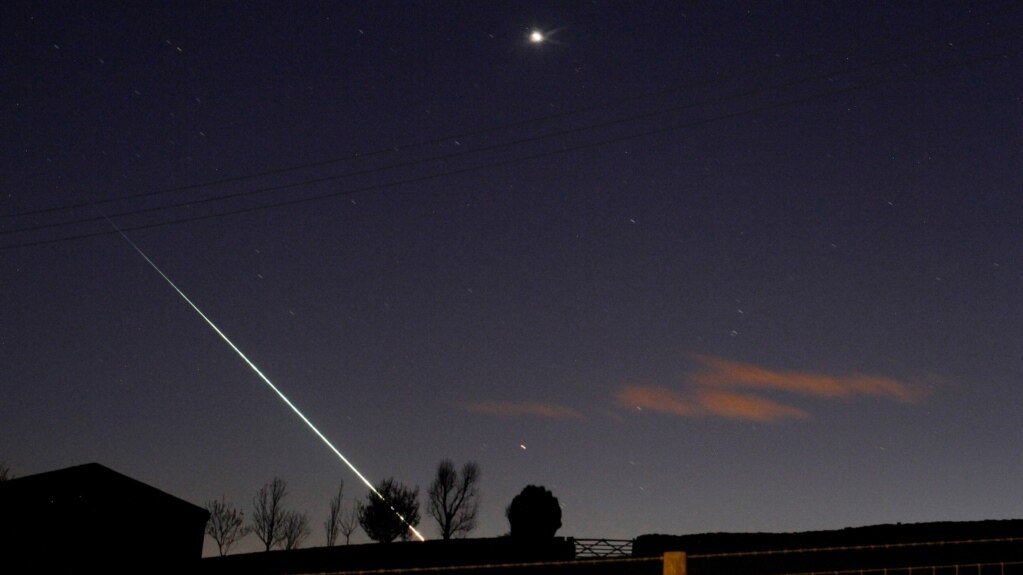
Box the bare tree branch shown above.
[325,481,344,546]
[427,460,481,539]
[281,510,310,550]
[339,502,361,544]
[251,477,289,551]
[204,496,248,556]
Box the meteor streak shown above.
[101,214,425,542]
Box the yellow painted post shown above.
[663,552,686,575]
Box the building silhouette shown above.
[0,462,208,575]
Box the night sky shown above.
[2,1,1021,555]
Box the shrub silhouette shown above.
[360,477,420,543]
[506,485,561,540]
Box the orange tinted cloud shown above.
[614,355,925,423]
[614,385,809,422]
[690,354,924,403]
[697,390,810,422]
[615,385,700,417]
[461,400,585,420]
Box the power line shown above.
[3,1,1016,222]
[0,46,807,221]
[3,21,1017,243]
[2,38,1017,252]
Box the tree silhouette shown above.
[251,477,289,551]
[427,459,481,539]
[325,482,344,546]
[204,496,248,556]
[359,478,420,543]
[281,510,310,550]
[506,485,562,540]
[339,502,361,544]
[0,462,13,481]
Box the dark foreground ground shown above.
[201,519,1023,575]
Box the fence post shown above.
[664,552,686,575]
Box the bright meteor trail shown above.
[102,215,425,542]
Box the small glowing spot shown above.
[529,30,545,43]
[520,444,528,450]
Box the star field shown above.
[1,1,1021,555]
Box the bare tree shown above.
[251,477,289,551]
[281,510,310,550]
[338,502,361,544]
[0,462,13,481]
[359,478,420,543]
[204,496,248,556]
[324,481,344,546]
[427,460,481,539]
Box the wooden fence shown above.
[574,539,635,558]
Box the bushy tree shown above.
[427,460,481,539]
[506,485,562,540]
[204,496,248,556]
[359,477,420,543]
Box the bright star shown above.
[529,30,545,44]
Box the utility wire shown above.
[3,1,1017,222]
[2,39,1018,252]
[0,51,808,220]
[3,21,1018,240]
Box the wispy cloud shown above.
[614,385,809,422]
[689,354,924,403]
[697,390,811,422]
[615,355,925,423]
[460,400,585,420]
[615,385,700,417]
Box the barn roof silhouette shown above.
[0,462,208,574]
